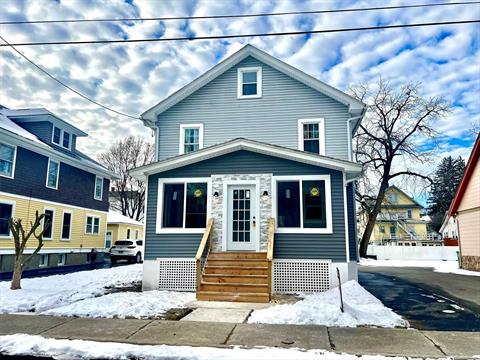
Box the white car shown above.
[110,240,144,264]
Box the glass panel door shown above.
[227,185,256,251]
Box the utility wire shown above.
[0,35,141,119]
[1,19,478,47]
[0,1,479,25]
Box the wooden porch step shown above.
[202,274,269,284]
[207,259,268,267]
[204,265,268,275]
[197,291,270,303]
[200,282,268,293]
[208,252,267,260]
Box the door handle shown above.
[252,216,256,227]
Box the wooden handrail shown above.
[196,218,214,292]
[267,217,275,261]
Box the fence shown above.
[367,245,459,260]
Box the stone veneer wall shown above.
[461,256,480,272]
[210,174,272,252]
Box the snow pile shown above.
[42,290,194,319]
[0,334,424,360]
[360,259,480,277]
[0,265,142,314]
[248,281,406,328]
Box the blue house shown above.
[0,106,116,277]
[131,45,365,302]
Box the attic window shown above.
[237,67,262,99]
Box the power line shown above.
[0,35,140,119]
[1,19,478,47]
[0,1,478,25]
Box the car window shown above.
[115,240,133,246]
[136,240,143,246]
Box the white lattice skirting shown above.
[158,258,196,291]
[273,259,332,293]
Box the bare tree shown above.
[9,211,50,290]
[351,80,449,258]
[98,136,154,221]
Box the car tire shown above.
[135,252,142,263]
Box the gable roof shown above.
[141,44,366,128]
[130,138,363,181]
[449,134,480,216]
[383,185,424,208]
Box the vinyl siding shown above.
[145,150,347,261]
[17,121,53,144]
[0,146,109,212]
[0,193,107,250]
[157,56,350,161]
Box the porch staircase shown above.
[197,252,270,303]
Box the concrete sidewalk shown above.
[1,314,479,358]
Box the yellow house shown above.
[0,107,116,278]
[363,186,430,244]
[106,211,144,248]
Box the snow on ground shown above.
[0,265,141,314]
[42,290,194,319]
[248,281,406,328]
[360,259,480,277]
[0,334,440,360]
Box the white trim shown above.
[0,199,16,239]
[179,124,204,155]
[85,214,101,235]
[42,207,55,240]
[131,138,362,180]
[45,158,60,190]
[156,177,212,234]
[51,126,72,150]
[0,248,105,255]
[237,66,262,99]
[38,253,49,267]
[0,141,17,179]
[0,192,108,213]
[222,180,260,251]
[343,172,350,262]
[155,126,159,162]
[57,253,66,266]
[94,176,104,201]
[298,118,326,156]
[60,210,72,241]
[272,175,333,234]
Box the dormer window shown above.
[237,67,262,99]
[52,126,71,150]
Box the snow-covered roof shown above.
[0,113,46,146]
[107,211,144,226]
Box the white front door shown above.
[227,185,257,251]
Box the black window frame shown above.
[0,202,13,237]
[61,212,72,240]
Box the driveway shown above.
[359,265,480,331]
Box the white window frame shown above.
[298,119,326,155]
[0,200,15,239]
[179,124,204,155]
[60,210,72,240]
[51,126,71,150]
[85,214,101,235]
[42,207,55,240]
[272,175,333,234]
[94,176,104,201]
[0,142,17,179]
[46,159,60,190]
[237,66,262,99]
[156,177,212,234]
[39,254,49,267]
[58,253,66,266]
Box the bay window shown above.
[274,175,332,233]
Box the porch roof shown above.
[130,138,363,181]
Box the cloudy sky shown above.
[1,0,479,171]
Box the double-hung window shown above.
[52,127,71,150]
[46,159,60,189]
[274,175,332,233]
[0,202,14,237]
[158,178,210,232]
[61,212,72,240]
[179,124,203,154]
[237,67,262,98]
[0,142,16,178]
[43,209,54,240]
[86,215,100,235]
[298,119,325,155]
[94,176,103,200]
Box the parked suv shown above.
[110,240,143,264]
